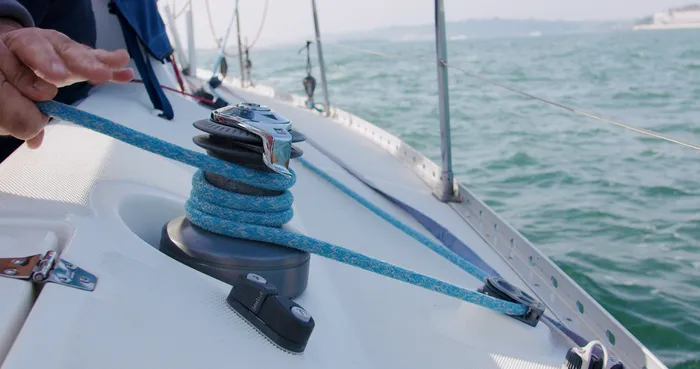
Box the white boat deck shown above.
[0,76,577,369]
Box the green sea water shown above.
[201,29,700,367]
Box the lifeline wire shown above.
[329,43,700,152]
[172,0,191,19]
[204,0,269,57]
[36,100,526,316]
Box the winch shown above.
[37,99,558,356]
[159,102,310,299]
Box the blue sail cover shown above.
[110,0,175,119]
[111,0,173,60]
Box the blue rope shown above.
[188,171,294,227]
[36,100,527,316]
[296,156,490,281]
[38,101,292,192]
[299,136,502,277]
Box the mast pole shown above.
[434,0,456,202]
[235,0,245,87]
[310,0,331,116]
[164,5,188,73]
[186,8,196,76]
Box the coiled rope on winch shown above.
[36,100,526,316]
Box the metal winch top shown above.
[192,103,306,180]
[209,102,296,177]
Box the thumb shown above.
[26,129,45,149]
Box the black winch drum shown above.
[160,217,310,298]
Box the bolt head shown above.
[291,306,311,322]
[3,269,17,275]
[246,273,267,284]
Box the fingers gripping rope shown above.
[36,100,527,316]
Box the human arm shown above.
[0,0,133,148]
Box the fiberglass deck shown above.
[0,77,575,368]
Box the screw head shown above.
[291,306,311,323]
[246,273,267,284]
[79,276,91,284]
[3,269,17,275]
[11,259,24,265]
[64,262,76,270]
[58,276,70,283]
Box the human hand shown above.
[0,19,134,148]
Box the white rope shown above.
[329,43,700,152]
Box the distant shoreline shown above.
[194,16,700,52]
[633,23,700,30]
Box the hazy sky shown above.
[165,0,689,49]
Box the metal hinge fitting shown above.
[0,251,97,291]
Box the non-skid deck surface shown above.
[0,81,569,369]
